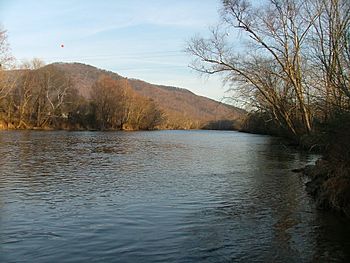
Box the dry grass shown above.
[305,115,350,217]
[322,170,350,217]
[314,119,350,216]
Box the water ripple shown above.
[1,130,349,262]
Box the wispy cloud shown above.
[1,0,225,100]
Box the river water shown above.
[0,130,349,262]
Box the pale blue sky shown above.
[1,0,229,101]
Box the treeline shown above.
[0,59,163,130]
[188,0,350,141]
[72,74,163,130]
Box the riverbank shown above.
[242,112,350,218]
[301,159,350,217]
[0,119,242,132]
[0,120,159,132]
[297,117,350,218]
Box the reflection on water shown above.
[0,130,350,262]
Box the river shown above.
[1,130,350,262]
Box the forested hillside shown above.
[52,62,245,129]
[0,62,245,130]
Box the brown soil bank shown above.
[302,116,350,217]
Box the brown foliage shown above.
[42,62,245,130]
[1,61,245,130]
[90,76,130,130]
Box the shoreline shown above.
[2,125,348,219]
[303,160,350,218]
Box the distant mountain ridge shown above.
[49,62,246,129]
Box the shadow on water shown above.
[175,135,350,262]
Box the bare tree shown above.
[187,0,323,135]
[0,27,14,70]
[14,59,46,128]
[309,0,350,116]
[127,94,163,130]
[0,27,15,101]
[90,76,132,130]
[24,64,73,128]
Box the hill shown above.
[49,62,245,129]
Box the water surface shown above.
[1,130,350,262]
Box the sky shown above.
[0,0,230,101]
